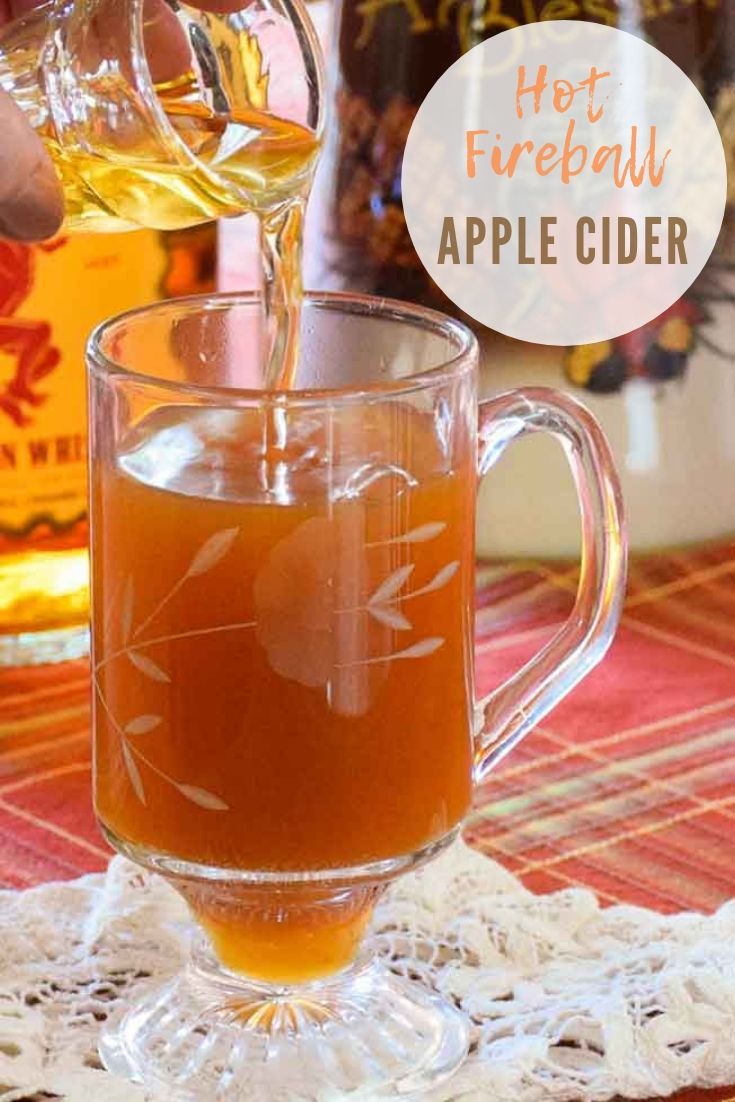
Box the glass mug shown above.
[0,0,323,232]
[89,293,626,1099]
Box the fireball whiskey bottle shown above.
[305,0,735,558]
[0,225,216,666]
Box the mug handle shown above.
[474,387,627,782]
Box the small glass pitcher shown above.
[0,0,324,232]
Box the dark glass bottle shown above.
[305,0,735,557]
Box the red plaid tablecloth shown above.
[1,542,734,1102]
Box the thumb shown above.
[0,90,63,241]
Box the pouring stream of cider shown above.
[159,82,318,390]
[152,72,319,391]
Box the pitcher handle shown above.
[474,387,627,782]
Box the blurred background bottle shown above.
[0,0,325,667]
[0,224,217,667]
[305,0,735,559]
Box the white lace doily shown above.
[1,840,734,1101]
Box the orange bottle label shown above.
[0,232,168,536]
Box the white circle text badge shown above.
[401,22,727,346]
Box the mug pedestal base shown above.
[99,950,469,1100]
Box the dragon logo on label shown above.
[0,240,63,429]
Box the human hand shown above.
[0,0,248,242]
[0,1,62,240]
